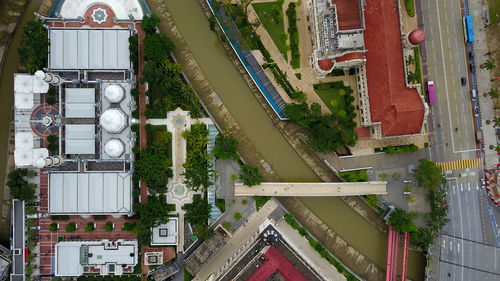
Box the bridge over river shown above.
[235,182,387,197]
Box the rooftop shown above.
[151,218,178,246]
[331,0,362,30]
[364,0,424,137]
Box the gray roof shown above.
[49,172,132,214]
[65,124,95,155]
[65,88,95,118]
[49,28,131,70]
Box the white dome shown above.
[35,158,46,168]
[104,139,125,158]
[104,84,125,103]
[34,70,46,80]
[100,108,127,133]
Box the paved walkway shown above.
[137,23,148,204]
[234,181,387,196]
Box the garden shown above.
[286,2,300,68]
[252,0,288,60]
[313,81,356,115]
[183,123,212,192]
[183,194,211,239]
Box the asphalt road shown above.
[421,0,500,279]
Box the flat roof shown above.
[49,172,132,214]
[332,0,362,30]
[246,246,309,281]
[49,28,131,70]
[364,0,424,136]
[65,88,96,118]
[151,218,178,246]
[65,125,96,155]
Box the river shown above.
[0,0,43,244]
[163,0,425,280]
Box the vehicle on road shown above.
[461,77,467,86]
[26,213,49,219]
[29,226,41,230]
[463,15,475,43]
[474,106,479,116]
[471,89,477,100]
[27,201,40,207]
[426,81,436,105]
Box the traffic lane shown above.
[447,182,483,242]
[438,261,499,281]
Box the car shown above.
[474,106,479,116]
[27,202,40,207]
[29,226,41,231]
[461,77,467,86]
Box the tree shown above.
[183,124,212,191]
[65,222,76,232]
[411,227,434,251]
[135,145,172,194]
[143,33,175,63]
[239,163,263,186]
[47,134,58,152]
[388,208,418,233]
[493,117,500,127]
[182,194,211,238]
[141,14,161,34]
[17,20,49,72]
[212,134,239,160]
[414,159,446,191]
[7,169,36,201]
[49,223,58,232]
[482,59,496,70]
[488,88,499,99]
[104,222,114,232]
[85,223,95,232]
[407,71,419,83]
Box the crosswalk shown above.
[435,158,481,171]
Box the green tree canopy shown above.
[133,196,175,244]
[143,33,175,63]
[182,194,211,238]
[135,145,172,194]
[141,14,160,34]
[182,124,212,191]
[488,88,499,99]
[239,163,263,186]
[212,134,239,160]
[17,20,49,72]
[388,208,418,233]
[414,159,446,190]
[7,169,37,201]
[483,59,496,70]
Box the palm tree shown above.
[482,59,496,70]
[407,71,419,83]
[489,88,499,99]
[493,117,500,127]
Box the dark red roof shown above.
[408,29,425,45]
[332,0,362,30]
[336,52,364,62]
[317,59,334,71]
[364,0,424,137]
[355,127,371,140]
[245,246,308,281]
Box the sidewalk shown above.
[470,0,499,169]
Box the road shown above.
[421,0,500,279]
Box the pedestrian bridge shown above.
[234,182,387,197]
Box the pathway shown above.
[137,23,148,204]
[234,181,387,196]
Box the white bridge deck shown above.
[234,182,387,197]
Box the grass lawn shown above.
[489,0,500,24]
[253,1,288,60]
[339,170,368,182]
[313,82,352,114]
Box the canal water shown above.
[163,0,425,280]
[0,0,43,243]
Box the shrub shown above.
[85,223,95,232]
[17,20,49,72]
[286,3,300,68]
[239,163,263,186]
[233,212,242,221]
[104,222,114,232]
[141,14,160,34]
[212,135,239,160]
[254,196,271,211]
[405,0,415,17]
[65,222,77,232]
[182,124,212,191]
[7,169,36,201]
[122,222,137,231]
[215,199,226,213]
[241,199,248,205]
[48,223,58,232]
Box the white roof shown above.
[104,84,125,103]
[33,75,49,93]
[14,74,34,93]
[60,0,144,20]
[49,172,132,214]
[14,92,34,109]
[14,148,33,167]
[49,29,131,70]
[64,125,95,155]
[15,132,33,149]
[151,218,178,246]
[65,88,95,118]
[104,139,125,158]
[100,109,127,133]
[55,243,81,276]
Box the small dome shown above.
[100,108,128,133]
[408,29,425,45]
[104,139,125,158]
[317,59,334,71]
[104,84,125,103]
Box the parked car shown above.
[27,202,40,207]
[26,213,49,219]
[29,226,41,231]
[474,106,479,116]
[461,77,467,86]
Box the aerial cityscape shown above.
[0,0,498,281]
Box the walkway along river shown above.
[159,0,425,280]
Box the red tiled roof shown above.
[364,0,424,137]
[245,246,308,281]
[332,0,362,30]
[336,52,364,62]
[317,59,334,71]
[355,127,371,140]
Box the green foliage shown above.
[77,276,141,281]
[184,269,194,281]
[295,73,302,80]
[50,215,69,221]
[413,47,422,83]
[427,184,449,232]
[17,20,49,72]
[46,87,57,105]
[405,0,415,17]
[224,3,260,50]
[183,194,211,238]
[215,199,226,213]
[7,169,36,201]
[183,124,212,191]
[410,226,434,251]
[488,88,499,98]
[233,212,242,221]
[49,223,58,232]
[85,222,95,232]
[252,1,289,59]
[414,159,446,190]
[388,208,418,233]
[142,14,161,34]
[483,59,496,70]
[104,222,114,232]
[143,33,175,63]
[285,101,357,153]
[239,163,263,186]
[253,196,271,211]
[241,199,248,205]
[339,170,368,182]
[135,145,172,194]
[382,144,419,155]
[122,222,137,231]
[47,134,59,152]
[129,34,138,70]
[286,3,300,68]
[213,134,239,160]
[364,195,380,209]
[208,16,217,31]
[65,222,77,232]
[222,221,231,231]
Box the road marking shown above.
[461,184,464,192]
[468,182,471,191]
[450,241,453,251]
[435,158,481,171]
[453,185,456,194]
